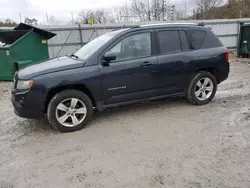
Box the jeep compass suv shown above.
[11,23,230,132]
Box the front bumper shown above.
[11,91,44,119]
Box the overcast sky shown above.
[0,0,126,23]
[0,0,192,24]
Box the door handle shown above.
[141,62,154,67]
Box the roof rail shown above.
[198,22,205,26]
[138,22,208,27]
[140,23,200,27]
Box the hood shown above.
[18,56,86,79]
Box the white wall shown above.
[46,19,250,58]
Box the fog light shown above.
[19,99,24,107]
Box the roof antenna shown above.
[198,22,205,26]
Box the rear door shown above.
[156,28,192,95]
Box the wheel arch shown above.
[44,84,96,113]
[195,67,220,84]
[185,70,217,105]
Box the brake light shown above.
[225,48,229,62]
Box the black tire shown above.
[185,71,217,105]
[47,89,93,132]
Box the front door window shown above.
[106,32,151,62]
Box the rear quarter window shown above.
[202,29,223,48]
[190,30,207,50]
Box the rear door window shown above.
[157,30,181,54]
[189,30,206,50]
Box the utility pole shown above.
[71,12,74,23]
[18,13,22,23]
[153,0,160,21]
[154,0,157,20]
[185,0,187,18]
[125,0,128,22]
[148,0,151,21]
[46,12,54,57]
[162,0,166,21]
[165,0,170,20]
[46,12,49,26]
[170,5,175,21]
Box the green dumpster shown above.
[0,23,56,80]
[237,23,250,58]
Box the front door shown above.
[98,31,158,105]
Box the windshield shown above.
[75,29,128,60]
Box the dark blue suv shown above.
[11,23,229,132]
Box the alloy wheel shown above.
[195,77,214,101]
[55,98,87,127]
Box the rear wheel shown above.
[47,90,93,132]
[185,71,217,105]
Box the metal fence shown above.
[43,18,250,58]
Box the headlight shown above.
[16,80,34,90]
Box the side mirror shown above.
[103,52,116,62]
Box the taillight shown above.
[225,48,229,62]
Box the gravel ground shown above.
[1,56,250,188]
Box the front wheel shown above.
[185,71,217,105]
[47,90,93,132]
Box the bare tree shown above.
[196,0,223,19]
[49,15,61,25]
[130,0,170,22]
[94,10,106,24]
[152,0,162,21]
[0,19,17,27]
[176,10,185,20]
[78,10,94,24]
[110,8,124,23]
[78,9,114,24]
[130,0,149,22]
[236,0,250,18]
[24,17,38,26]
[111,6,135,23]
[193,0,250,19]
